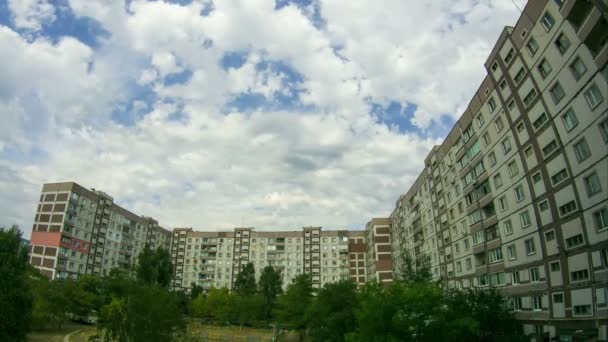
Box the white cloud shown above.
[8,0,56,32]
[0,0,523,236]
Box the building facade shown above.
[28,182,171,279]
[389,0,607,340]
[365,218,394,283]
[170,227,367,291]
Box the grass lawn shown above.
[28,322,96,342]
[188,321,276,341]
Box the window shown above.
[526,37,539,56]
[494,117,504,132]
[584,84,604,109]
[532,296,542,311]
[532,113,548,130]
[498,196,508,211]
[489,272,505,286]
[514,68,525,84]
[508,161,519,178]
[599,119,608,143]
[566,234,584,249]
[571,269,589,282]
[516,122,525,133]
[529,267,540,281]
[573,305,591,316]
[561,109,578,131]
[549,82,566,104]
[539,200,550,212]
[488,152,496,166]
[512,272,520,285]
[491,61,498,72]
[538,58,552,79]
[482,133,491,146]
[532,172,542,183]
[551,169,568,185]
[514,185,526,202]
[573,138,591,162]
[504,49,515,64]
[521,211,532,228]
[466,258,472,270]
[525,146,534,157]
[584,172,602,197]
[503,220,513,235]
[489,247,503,263]
[456,261,462,272]
[507,245,517,260]
[545,230,555,241]
[542,12,555,31]
[559,200,577,216]
[569,57,587,80]
[501,137,511,154]
[476,115,484,128]
[499,80,507,90]
[555,33,571,54]
[478,274,488,287]
[542,140,558,157]
[593,208,608,232]
[523,88,538,107]
[488,98,497,112]
[472,231,484,245]
[494,173,503,188]
[507,99,516,112]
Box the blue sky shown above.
[0,0,523,235]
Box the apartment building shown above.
[365,218,394,283]
[389,0,607,340]
[28,182,171,279]
[170,227,367,291]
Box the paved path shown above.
[63,329,82,342]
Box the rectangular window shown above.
[553,0,564,8]
[501,137,511,154]
[523,88,538,107]
[526,37,539,56]
[532,296,543,310]
[488,98,497,112]
[573,138,591,162]
[538,58,552,79]
[539,200,550,212]
[514,185,526,202]
[550,262,561,272]
[482,133,490,146]
[503,220,513,236]
[569,57,587,80]
[508,161,519,178]
[494,173,503,189]
[504,49,515,64]
[514,68,525,84]
[566,234,584,249]
[525,146,533,157]
[551,169,568,185]
[490,272,505,286]
[561,108,578,131]
[521,211,532,228]
[489,247,503,263]
[584,84,604,109]
[498,196,508,211]
[559,200,577,216]
[555,33,571,54]
[532,113,548,130]
[584,172,602,197]
[594,208,608,232]
[488,152,496,166]
[599,119,608,143]
[545,230,555,241]
[529,267,540,281]
[573,305,591,316]
[542,12,555,31]
[494,117,504,132]
[491,61,498,72]
[512,272,520,285]
[542,140,559,157]
[476,114,485,128]
[532,172,542,183]
[571,269,589,282]
[499,80,507,90]
[466,258,472,270]
[550,82,566,104]
[507,245,517,260]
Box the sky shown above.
[0,0,525,236]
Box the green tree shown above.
[190,282,204,301]
[398,253,433,285]
[258,266,283,321]
[136,245,173,288]
[306,280,358,342]
[192,287,235,323]
[0,226,32,341]
[234,293,264,328]
[276,274,313,340]
[31,277,70,330]
[233,262,257,296]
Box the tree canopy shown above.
[233,262,257,296]
[258,266,283,321]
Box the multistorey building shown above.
[389,0,607,340]
[365,218,394,283]
[28,182,171,279]
[170,227,367,291]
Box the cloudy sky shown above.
[0,0,525,235]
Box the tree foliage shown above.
[258,266,283,321]
[306,280,358,342]
[275,273,313,334]
[136,245,173,288]
[398,253,433,285]
[233,262,257,296]
[0,226,32,341]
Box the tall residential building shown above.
[170,227,367,291]
[389,0,607,340]
[365,218,394,283]
[28,182,171,279]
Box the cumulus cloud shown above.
[0,0,523,235]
